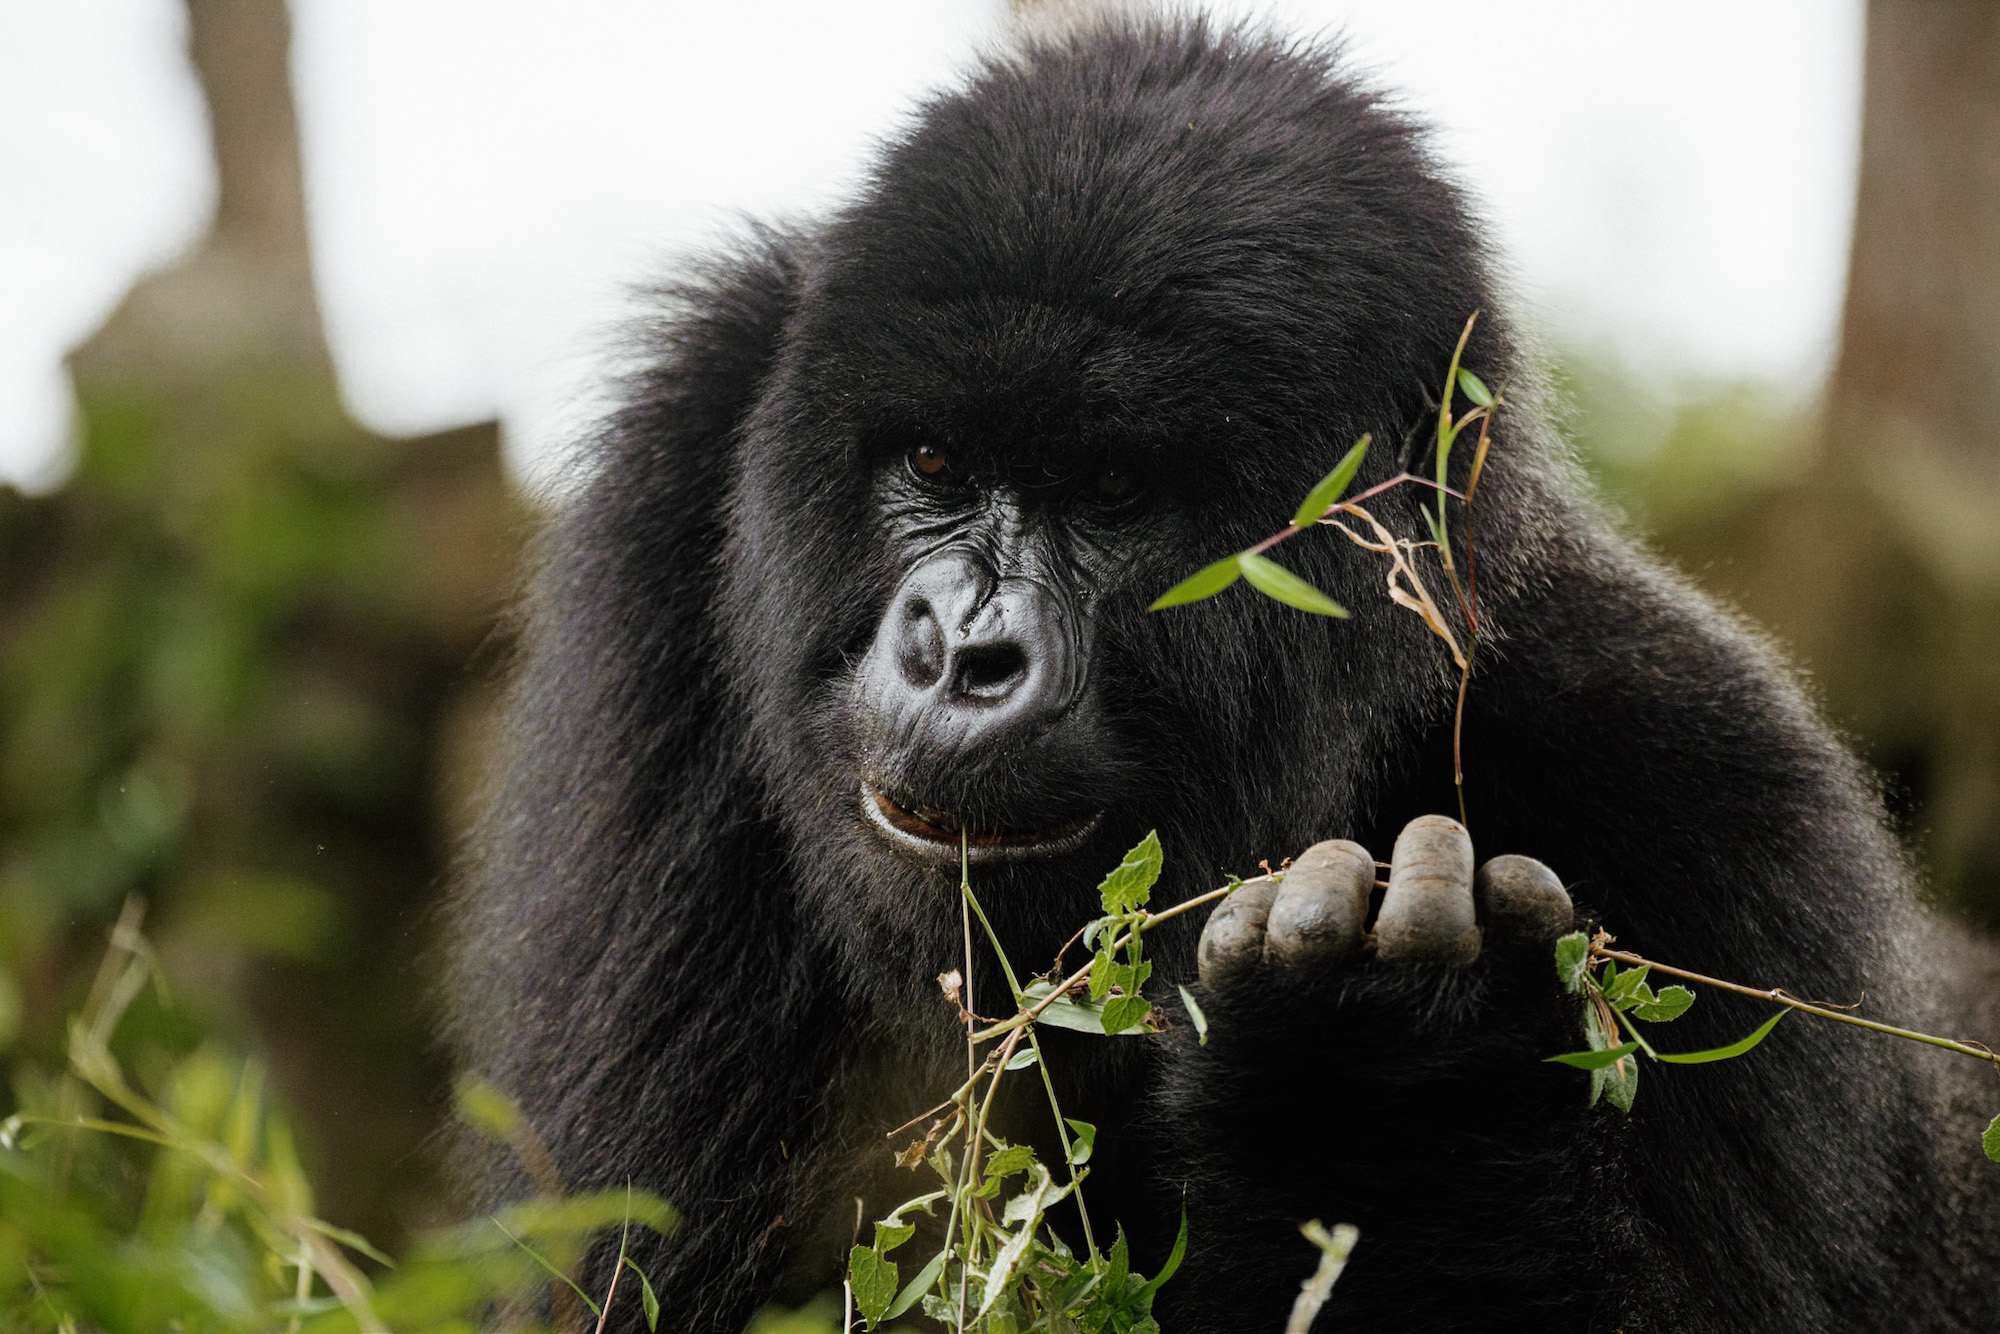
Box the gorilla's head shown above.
[685,23,1551,974]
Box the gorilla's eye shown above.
[1092,463,1141,502]
[911,443,951,477]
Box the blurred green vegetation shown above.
[1560,356,2000,929]
[0,354,524,1255]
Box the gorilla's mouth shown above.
[861,783,1101,862]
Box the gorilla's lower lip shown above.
[861,783,1101,862]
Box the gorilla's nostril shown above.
[951,642,1028,700]
[897,602,947,689]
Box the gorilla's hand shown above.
[1195,815,1573,992]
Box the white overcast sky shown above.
[0,0,1863,492]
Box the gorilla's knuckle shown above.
[1196,879,1278,988]
[1476,854,1575,945]
[1375,816,1481,965]
[1265,839,1373,969]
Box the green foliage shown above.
[850,835,1216,1332]
[0,367,523,1243]
[0,914,671,1332]
[1237,555,1348,618]
[1291,436,1370,529]
[1548,932,1793,1113]
[1147,555,1241,610]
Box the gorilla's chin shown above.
[859,782,1102,864]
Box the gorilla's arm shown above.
[446,235,840,1332]
[1157,542,1967,1334]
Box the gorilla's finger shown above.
[1197,880,1279,988]
[1476,855,1574,946]
[1266,840,1374,969]
[1375,815,1481,965]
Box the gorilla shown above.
[447,18,2000,1332]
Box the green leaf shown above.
[1065,1118,1097,1167]
[1030,994,1140,1036]
[1633,985,1695,1023]
[1149,554,1242,611]
[1177,984,1209,1045]
[1554,932,1590,995]
[1136,1211,1189,1300]
[1654,1009,1787,1064]
[1291,436,1371,528]
[490,1189,679,1241]
[622,1257,661,1331]
[849,1245,899,1329]
[984,1144,1036,1181]
[1098,832,1163,914]
[1457,368,1494,407]
[1003,1045,1039,1070]
[1421,502,1447,551]
[491,1216,601,1317]
[886,1248,947,1320]
[1983,1115,2000,1164]
[1101,994,1152,1035]
[1238,552,1348,617]
[1546,1041,1642,1070]
[1104,1227,1132,1302]
[874,1220,917,1254]
[1603,1050,1639,1111]
[1089,950,1117,1000]
[454,1073,525,1140]
[1604,964,1651,1003]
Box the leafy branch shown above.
[1547,927,2000,1157]
[1150,311,1500,826]
[846,834,1198,1333]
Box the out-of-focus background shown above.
[0,0,1994,1313]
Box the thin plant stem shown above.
[957,870,1103,1262]
[1595,946,2000,1066]
[1026,1026,1098,1261]
[962,838,978,1084]
[970,881,1247,1044]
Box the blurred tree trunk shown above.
[1825,0,2000,919]
[1665,0,2000,923]
[73,0,331,388]
[1,0,524,1248]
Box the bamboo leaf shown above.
[1238,554,1348,617]
[1457,368,1494,407]
[1149,554,1242,610]
[1291,436,1371,528]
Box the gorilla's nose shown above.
[872,553,1075,742]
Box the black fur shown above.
[447,19,2000,1331]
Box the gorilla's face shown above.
[709,41,1499,969]
[851,435,1157,867]
[719,289,1430,973]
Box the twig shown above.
[1286,1221,1360,1334]
[1594,945,2000,1067]
[969,880,1251,1044]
